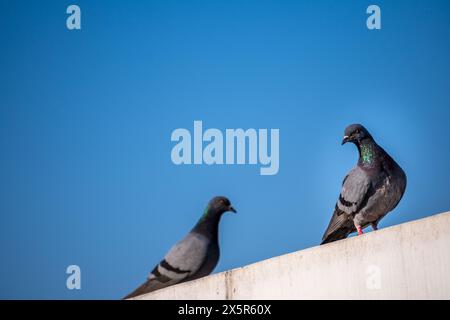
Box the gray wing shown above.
[160,232,209,280]
[321,167,372,244]
[123,232,209,299]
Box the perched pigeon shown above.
[123,196,236,299]
[321,124,407,245]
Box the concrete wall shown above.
[133,212,450,300]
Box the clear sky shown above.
[1,0,450,299]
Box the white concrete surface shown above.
[133,211,450,300]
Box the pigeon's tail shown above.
[321,225,355,244]
[123,278,164,300]
[321,211,356,245]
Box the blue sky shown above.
[1,0,449,299]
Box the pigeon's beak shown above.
[228,206,237,213]
[341,135,350,145]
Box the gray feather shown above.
[322,124,407,244]
[124,196,234,299]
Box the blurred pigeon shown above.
[123,196,236,299]
[321,124,406,245]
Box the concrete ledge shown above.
[133,212,450,300]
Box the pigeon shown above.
[321,124,407,245]
[123,196,236,299]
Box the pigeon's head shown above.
[342,124,373,145]
[208,196,237,214]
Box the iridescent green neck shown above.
[198,205,210,223]
[359,142,375,165]
[193,205,221,239]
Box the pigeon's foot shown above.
[371,223,378,231]
[356,226,364,235]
